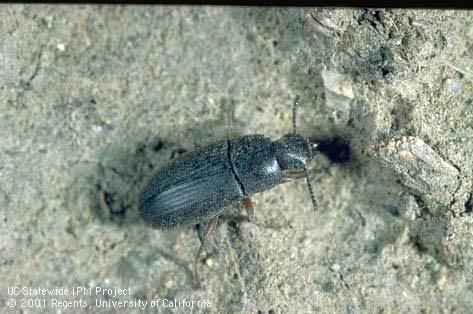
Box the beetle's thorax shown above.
[273,133,311,171]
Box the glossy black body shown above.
[139,134,292,229]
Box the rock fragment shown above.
[321,69,354,111]
[372,136,460,207]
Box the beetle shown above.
[138,96,318,269]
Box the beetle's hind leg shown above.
[242,197,255,220]
[171,145,203,160]
[170,148,188,159]
[194,217,219,285]
[195,218,219,263]
[194,218,218,284]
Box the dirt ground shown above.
[1,6,473,313]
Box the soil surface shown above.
[1,6,472,313]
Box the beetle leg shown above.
[194,218,219,286]
[242,197,255,220]
[195,218,219,264]
[282,169,306,182]
[170,147,188,159]
[170,145,204,160]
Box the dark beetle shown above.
[139,97,318,264]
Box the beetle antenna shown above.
[304,166,318,211]
[292,95,300,134]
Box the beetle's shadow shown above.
[90,126,219,225]
[87,116,240,228]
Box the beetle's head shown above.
[273,133,315,171]
[275,96,319,211]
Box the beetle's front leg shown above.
[242,197,255,220]
[282,169,306,182]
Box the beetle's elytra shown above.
[138,96,318,267]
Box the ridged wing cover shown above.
[139,140,244,229]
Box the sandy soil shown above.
[1,6,473,313]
